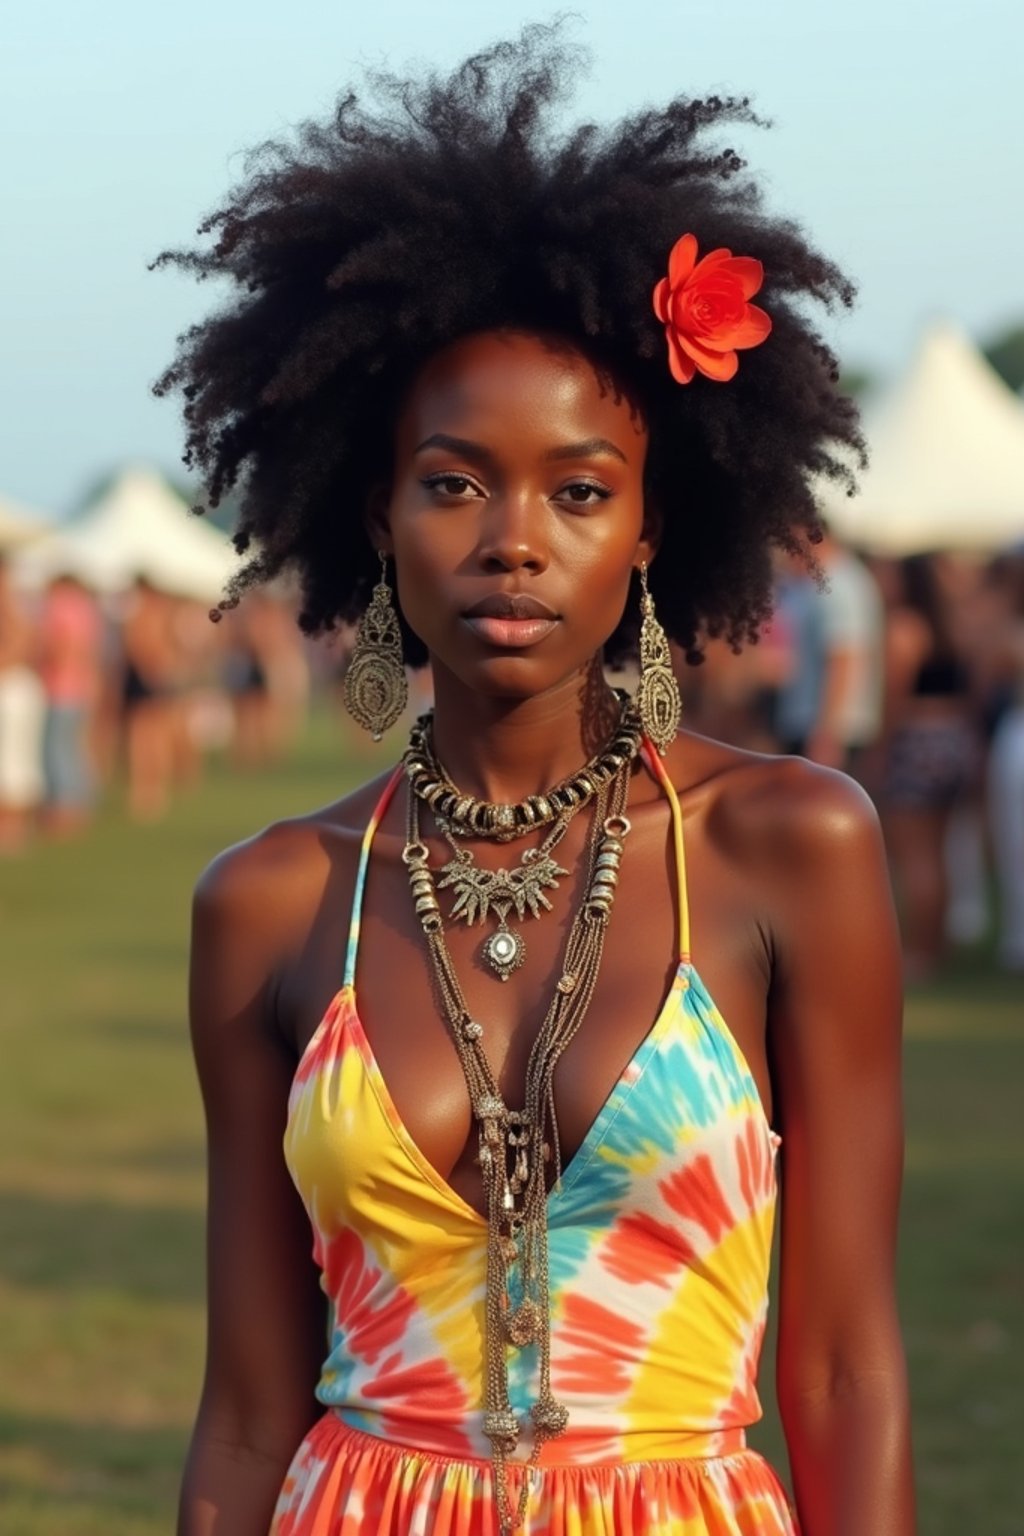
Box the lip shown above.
[462,593,559,620]
[461,615,559,649]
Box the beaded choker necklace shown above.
[402,690,642,842]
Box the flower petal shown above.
[690,247,734,279]
[691,309,770,351]
[676,332,739,381]
[716,256,765,300]
[667,233,698,289]
[652,276,671,324]
[665,327,696,384]
[731,303,773,349]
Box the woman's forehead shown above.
[395,331,647,459]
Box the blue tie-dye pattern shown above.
[542,965,765,1301]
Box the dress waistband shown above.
[324,1410,748,1469]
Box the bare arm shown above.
[179,839,327,1536]
[766,765,914,1535]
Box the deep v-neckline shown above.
[339,962,690,1227]
[297,745,697,1226]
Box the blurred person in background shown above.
[683,626,787,753]
[121,577,180,820]
[223,590,310,767]
[0,555,45,851]
[166,596,215,792]
[880,554,979,980]
[773,528,884,778]
[985,550,1024,972]
[773,549,825,757]
[37,572,103,836]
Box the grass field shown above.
[1,709,1021,1535]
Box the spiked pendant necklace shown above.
[434,816,572,981]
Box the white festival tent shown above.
[0,494,52,552]
[823,320,1024,555]
[15,467,240,602]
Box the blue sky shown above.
[3,0,1022,512]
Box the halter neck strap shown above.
[343,765,404,989]
[640,740,691,965]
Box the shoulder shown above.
[192,766,399,952]
[671,733,885,901]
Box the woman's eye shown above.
[422,473,482,499]
[557,481,612,508]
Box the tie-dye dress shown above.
[271,745,798,1534]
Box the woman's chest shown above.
[279,797,772,1212]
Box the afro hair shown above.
[153,22,863,665]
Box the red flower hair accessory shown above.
[652,233,772,384]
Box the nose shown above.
[476,492,548,574]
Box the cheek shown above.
[389,525,462,633]
[559,517,644,599]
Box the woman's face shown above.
[382,330,653,702]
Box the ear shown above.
[635,495,663,571]
[364,484,392,556]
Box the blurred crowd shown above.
[682,530,1024,979]
[2,534,1023,980]
[0,565,309,835]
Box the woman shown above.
[160,31,913,1536]
[881,554,979,979]
[0,555,45,851]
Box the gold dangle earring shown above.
[343,551,409,741]
[635,561,682,754]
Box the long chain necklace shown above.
[403,691,642,842]
[402,760,635,1534]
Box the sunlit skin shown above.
[183,331,914,1536]
[376,331,655,806]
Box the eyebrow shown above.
[414,432,629,465]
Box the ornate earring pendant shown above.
[635,561,681,754]
[343,552,409,741]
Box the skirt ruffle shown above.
[270,1413,798,1535]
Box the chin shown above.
[441,652,581,703]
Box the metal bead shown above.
[482,1410,520,1450]
[531,1397,569,1437]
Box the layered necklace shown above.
[400,700,642,1533]
[403,693,643,981]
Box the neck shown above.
[425,660,623,805]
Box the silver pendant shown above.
[482,922,526,982]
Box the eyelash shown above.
[420,474,613,508]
